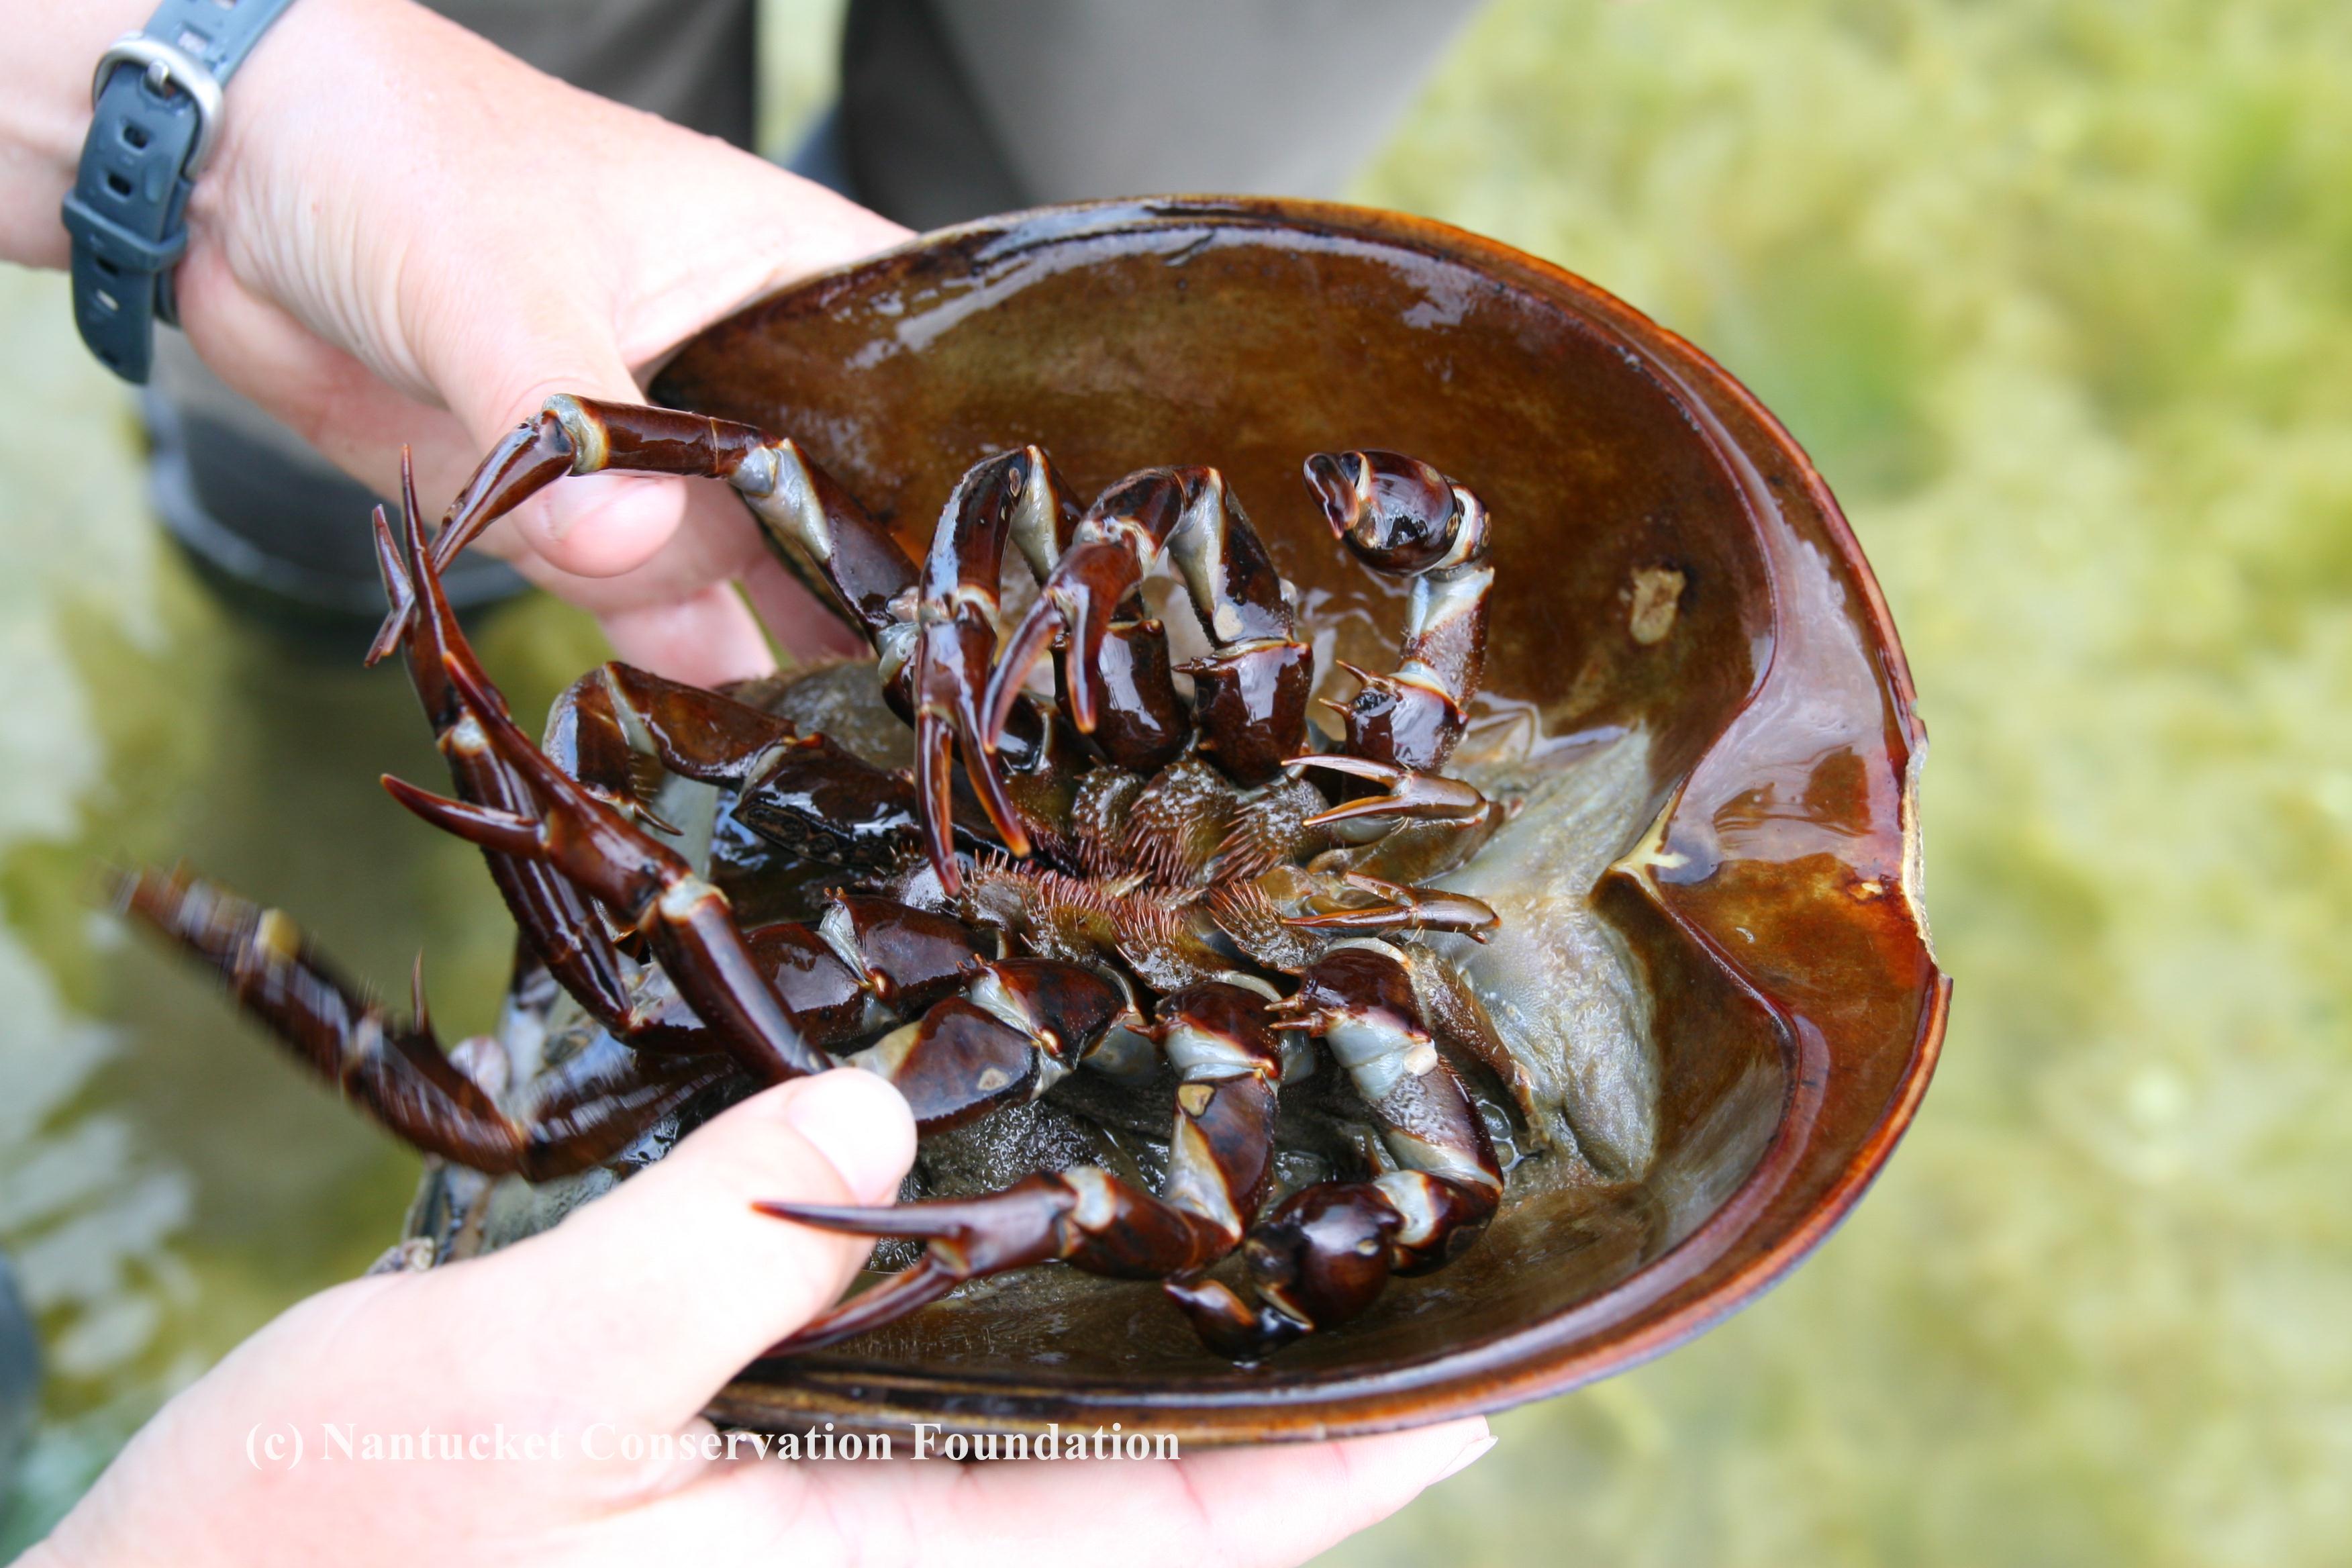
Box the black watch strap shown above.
[61,0,301,383]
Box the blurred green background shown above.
[3,0,2349,1561]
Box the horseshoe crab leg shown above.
[1283,754,1517,887]
[732,898,1136,1131]
[1290,752,1492,828]
[1304,450,1493,775]
[732,897,974,1054]
[983,466,1313,787]
[550,661,980,877]
[373,457,653,1044]
[371,396,926,692]
[981,467,1182,750]
[614,886,1136,1134]
[383,462,846,1058]
[378,521,828,1084]
[1159,469,1317,785]
[1003,458,1191,779]
[842,956,1136,1132]
[1172,942,1504,1359]
[911,454,1024,873]
[874,442,1081,884]
[381,763,820,1083]
[405,400,1087,887]
[757,981,1284,1356]
[908,446,1119,883]
[115,871,727,1180]
[1280,873,1501,943]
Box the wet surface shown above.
[4,0,2351,1559]
[650,183,1937,1438]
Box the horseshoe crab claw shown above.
[654,199,1942,1444]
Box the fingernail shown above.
[538,481,596,543]
[778,1070,916,1204]
[538,471,638,547]
[1434,1432,1497,1483]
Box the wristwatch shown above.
[60,0,302,383]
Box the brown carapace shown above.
[123,396,1518,1361]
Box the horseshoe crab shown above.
[126,198,1945,1444]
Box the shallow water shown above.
[3,0,2351,1561]
[0,259,614,1547]
[1337,2,2352,1563]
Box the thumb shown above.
[434,311,694,581]
[452,1070,917,1433]
[432,314,793,683]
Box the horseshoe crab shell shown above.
[618,196,1945,1444]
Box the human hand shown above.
[23,1070,1493,1567]
[5,0,906,680]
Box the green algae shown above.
[1,1,2348,1560]
[1331,2,2352,1563]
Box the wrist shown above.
[0,0,154,265]
[0,0,398,272]
[56,0,340,379]
[13,1539,86,1568]
[186,0,401,231]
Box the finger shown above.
[504,518,869,680]
[869,1416,1494,1568]
[437,341,694,581]
[605,169,913,361]
[486,526,779,685]
[740,554,869,664]
[664,1414,1496,1568]
[176,243,679,577]
[169,256,688,588]
[438,1070,916,1432]
[485,495,786,682]
[599,582,779,686]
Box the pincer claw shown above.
[1287,753,1489,826]
[755,1177,1081,1355]
[979,591,1069,749]
[912,598,1034,885]
[1279,873,1500,942]
[982,539,1136,745]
